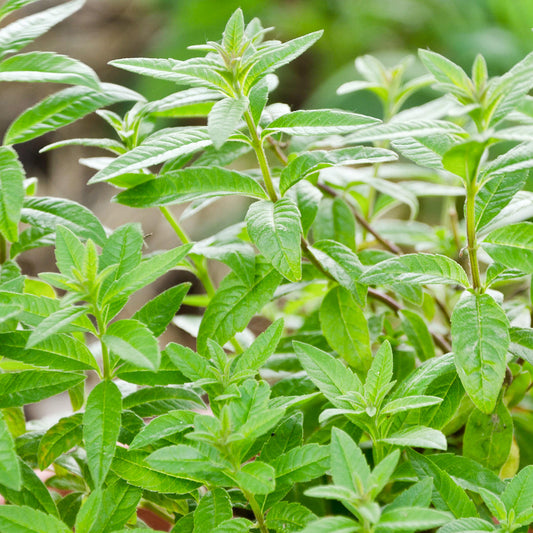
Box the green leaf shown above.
[382,426,447,450]
[475,172,526,232]
[360,253,469,287]
[243,31,323,91]
[26,306,90,348]
[21,196,106,246]
[0,51,99,89]
[165,343,211,382]
[260,413,303,465]
[273,443,329,486]
[0,0,41,21]
[330,427,369,494]
[408,449,478,518]
[376,507,452,532]
[481,143,533,183]
[194,488,232,532]
[4,83,142,145]
[37,413,82,470]
[309,240,365,305]
[246,198,302,282]
[501,465,533,514]
[112,446,199,494]
[320,286,371,372]
[314,197,356,251]
[54,225,84,276]
[129,410,194,450]
[451,291,509,414]
[222,8,244,52]
[122,386,203,417]
[208,96,249,149]
[438,518,496,533]
[0,411,21,490]
[478,489,506,522]
[83,380,122,487]
[365,340,393,406]
[387,478,433,509]
[265,501,316,533]
[231,318,284,375]
[419,49,473,96]
[0,370,84,407]
[0,505,71,533]
[400,309,436,361]
[0,0,84,57]
[482,222,533,274]
[116,166,267,208]
[236,461,275,494]
[0,146,24,243]
[89,127,211,184]
[463,403,513,472]
[380,395,442,415]
[263,109,380,136]
[103,319,160,371]
[391,134,456,170]
[102,244,192,304]
[0,331,97,371]
[133,283,190,337]
[197,257,281,354]
[299,517,359,533]
[293,341,363,409]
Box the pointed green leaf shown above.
[360,253,469,287]
[0,370,84,407]
[236,461,275,494]
[314,197,356,251]
[382,426,447,450]
[365,340,393,406]
[116,166,267,208]
[320,286,371,372]
[246,198,302,282]
[37,413,82,470]
[208,96,248,149]
[265,501,316,533]
[400,309,436,361]
[481,143,533,183]
[222,9,245,53]
[273,443,329,487]
[0,411,21,490]
[129,410,194,450]
[0,505,71,533]
[83,380,122,487]
[0,146,24,243]
[501,465,533,514]
[194,488,232,532]
[482,222,533,274]
[89,128,211,184]
[419,49,473,95]
[331,427,370,494]
[103,319,160,371]
[376,507,452,532]
[452,291,509,414]
[198,258,281,354]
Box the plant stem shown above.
[465,183,482,292]
[244,490,269,533]
[244,111,278,202]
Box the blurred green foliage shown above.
[139,0,533,112]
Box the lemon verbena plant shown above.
[0,2,532,532]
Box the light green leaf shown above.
[299,516,359,533]
[391,134,456,170]
[0,505,71,533]
[222,8,244,53]
[293,341,363,408]
[273,443,329,487]
[246,198,302,282]
[208,96,249,149]
[265,501,316,533]
[0,146,24,243]
[116,166,267,208]
[0,331,97,371]
[0,0,41,21]
[331,427,370,494]
[481,143,533,183]
[89,128,211,184]
[365,340,393,406]
[463,403,513,472]
[129,410,194,450]
[452,291,509,414]
[37,413,82,470]
[382,426,447,450]
[0,51,99,89]
[400,309,436,361]
[0,411,21,490]
[320,286,371,373]
[212,518,252,533]
[194,488,232,532]
[263,109,379,136]
[376,507,453,532]
[0,0,84,57]
[260,413,303,464]
[438,517,496,532]
[501,465,533,514]
[314,197,356,251]
[112,446,199,494]
[381,395,442,416]
[197,257,281,354]
[483,222,533,274]
[408,449,478,518]
[360,253,469,287]
[21,196,106,246]
[103,319,160,371]
[26,306,89,348]
[0,370,84,407]
[419,49,473,96]
[83,380,122,487]
[243,31,323,91]
[236,461,275,494]
[4,83,142,145]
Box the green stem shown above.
[243,490,268,533]
[465,184,482,292]
[244,111,278,202]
